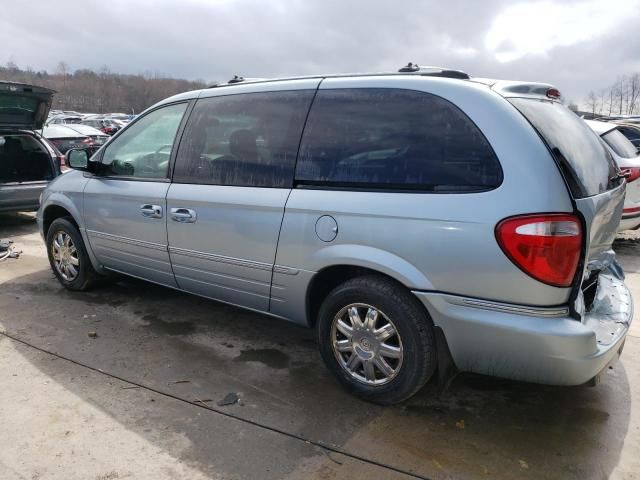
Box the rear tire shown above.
[46,217,101,291]
[317,275,436,404]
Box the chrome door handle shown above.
[170,208,197,223]
[140,204,163,218]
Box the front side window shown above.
[295,88,502,191]
[101,102,188,179]
[173,90,315,187]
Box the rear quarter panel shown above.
[272,76,575,325]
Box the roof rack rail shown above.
[228,75,245,84]
[398,62,470,80]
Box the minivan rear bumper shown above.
[413,270,632,386]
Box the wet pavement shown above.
[1,212,639,480]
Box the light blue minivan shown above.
[38,66,633,404]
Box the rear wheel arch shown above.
[305,264,431,328]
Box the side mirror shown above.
[65,148,90,170]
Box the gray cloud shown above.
[2,0,639,104]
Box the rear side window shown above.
[173,90,315,188]
[509,98,621,198]
[295,88,502,191]
[618,126,640,145]
[602,129,639,159]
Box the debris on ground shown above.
[217,392,239,406]
[0,239,21,261]
[171,380,191,385]
[87,331,98,338]
[455,419,465,429]
[519,460,529,469]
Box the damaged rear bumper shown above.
[413,269,632,386]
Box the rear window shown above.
[509,98,621,198]
[295,88,502,191]
[602,129,639,159]
[0,94,41,126]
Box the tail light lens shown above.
[82,137,93,145]
[58,154,68,172]
[496,214,582,287]
[622,167,640,183]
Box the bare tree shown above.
[586,91,599,115]
[0,62,208,113]
[628,73,640,115]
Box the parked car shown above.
[612,123,640,149]
[46,115,83,125]
[38,67,633,404]
[0,81,62,213]
[106,114,133,124]
[585,120,640,230]
[42,125,98,155]
[80,118,121,136]
[62,124,110,149]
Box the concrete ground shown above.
[0,212,639,480]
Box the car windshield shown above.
[602,129,639,158]
[509,98,621,198]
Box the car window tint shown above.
[101,103,187,179]
[509,99,620,198]
[173,90,315,188]
[619,126,640,144]
[295,88,502,191]
[603,129,638,159]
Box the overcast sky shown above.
[2,0,639,105]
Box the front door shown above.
[83,102,189,287]
[166,86,317,311]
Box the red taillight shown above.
[623,206,640,215]
[496,214,582,287]
[57,154,68,171]
[82,138,93,145]
[546,88,561,99]
[622,167,640,183]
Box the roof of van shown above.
[154,65,562,109]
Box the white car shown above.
[586,120,640,231]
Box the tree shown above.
[585,91,599,115]
[0,62,208,113]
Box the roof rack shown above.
[397,62,470,80]
[228,75,245,84]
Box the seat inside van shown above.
[0,134,54,184]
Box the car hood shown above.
[0,82,55,130]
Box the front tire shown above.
[317,275,436,404]
[46,217,100,291]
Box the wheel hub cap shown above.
[331,303,404,386]
[51,231,80,282]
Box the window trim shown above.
[94,99,194,182]
[294,181,499,194]
[292,87,504,194]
